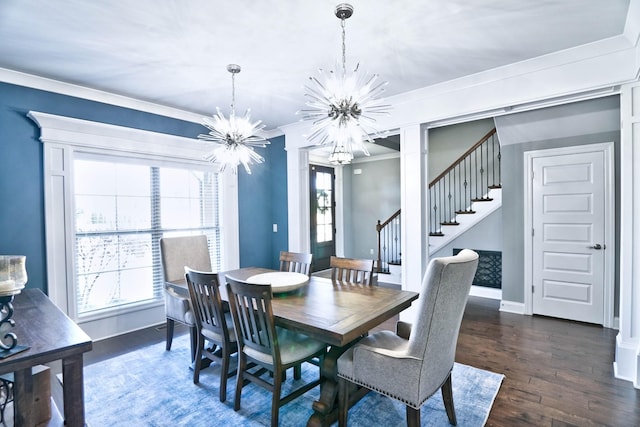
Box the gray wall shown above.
[428,118,495,181]
[496,96,621,305]
[342,164,354,256]
[344,158,401,260]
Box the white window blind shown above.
[74,157,222,317]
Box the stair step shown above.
[440,221,459,226]
[471,197,493,202]
[456,210,476,215]
[488,185,502,189]
[429,232,444,237]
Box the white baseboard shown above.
[614,333,640,388]
[499,300,526,314]
[469,285,502,300]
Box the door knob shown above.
[589,244,603,250]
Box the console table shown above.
[0,289,92,426]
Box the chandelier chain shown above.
[230,72,236,116]
[341,17,347,76]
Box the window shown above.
[31,111,239,339]
[73,157,221,316]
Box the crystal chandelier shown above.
[198,64,269,174]
[300,3,390,165]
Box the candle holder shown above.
[0,255,29,358]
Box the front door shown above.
[529,144,612,325]
[310,165,336,271]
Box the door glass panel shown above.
[315,171,333,243]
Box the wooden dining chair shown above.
[160,235,212,360]
[330,256,375,285]
[336,249,479,427]
[279,251,313,276]
[225,277,327,427]
[184,268,237,402]
[279,250,316,377]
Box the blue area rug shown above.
[84,334,503,426]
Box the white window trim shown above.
[28,111,240,340]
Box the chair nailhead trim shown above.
[337,374,429,410]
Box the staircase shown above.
[428,186,501,254]
[428,128,501,254]
[376,209,400,275]
[376,128,502,270]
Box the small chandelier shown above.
[328,143,353,165]
[300,3,390,165]
[198,64,269,174]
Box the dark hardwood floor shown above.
[456,297,639,427]
[75,296,639,426]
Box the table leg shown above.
[307,342,369,427]
[13,368,35,426]
[62,353,86,427]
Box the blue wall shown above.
[0,81,287,292]
[237,135,288,269]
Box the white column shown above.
[615,82,640,388]
[399,124,429,323]
[285,129,311,253]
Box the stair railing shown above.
[428,128,501,236]
[376,209,401,273]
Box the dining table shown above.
[222,267,419,427]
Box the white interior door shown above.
[530,145,611,325]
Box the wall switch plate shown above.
[272,224,278,233]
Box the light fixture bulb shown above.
[328,143,354,165]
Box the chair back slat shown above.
[226,277,279,365]
[185,268,229,340]
[279,251,313,276]
[330,256,374,286]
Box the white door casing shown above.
[524,143,614,327]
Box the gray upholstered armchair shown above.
[337,249,479,426]
[159,235,212,361]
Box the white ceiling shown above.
[0,0,631,133]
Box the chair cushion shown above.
[243,327,325,366]
[338,330,409,379]
[338,330,428,408]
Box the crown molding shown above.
[1,68,204,124]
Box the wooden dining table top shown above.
[224,267,418,347]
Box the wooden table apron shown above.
[221,267,419,427]
[0,289,93,427]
